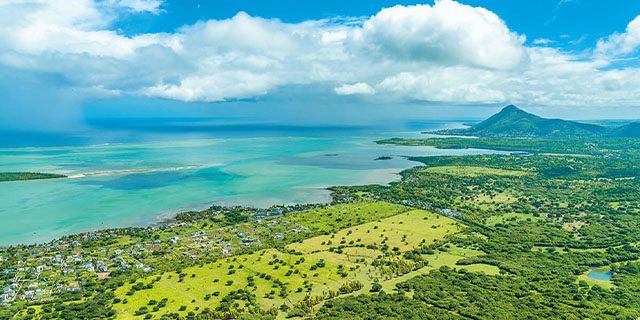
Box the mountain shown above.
[614,122,640,138]
[438,105,633,138]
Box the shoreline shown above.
[0,150,500,247]
[0,164,419,248]
[0,187,336,249]
[0,130,478,248]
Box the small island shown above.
[0,172,67,182]
[374,156,393,160]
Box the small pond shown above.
[587,269,612,281]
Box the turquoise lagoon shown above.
[0,128,505,245]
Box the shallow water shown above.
[0,125,506,245]
[587,269,612,281]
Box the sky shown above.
[1,0,640,131]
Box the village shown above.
[0,206,313,306]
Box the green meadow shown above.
[420,165,528,177]
[113,202,496,319]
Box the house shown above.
[221,244,232,256]
[439,208,464,217]
[96,261,108,272]
[241,238,254,246]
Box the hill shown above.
[438,105,610,138]
[615,122,640,138]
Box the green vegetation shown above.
[323,136,640,319]
[111,203,486,319]
[0,198,495,319]
[420,165,527,177]
[0,172,66,182]
[379,136,640,158]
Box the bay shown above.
[0,123,504,245]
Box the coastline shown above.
[0,158,421,248]
[0,127,493,247]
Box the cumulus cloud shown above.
[596,15,640,57]
[353,0,527,70]
[378,69,506,103]
[0,0,639,109]
[335,83,375,95]
[0,0,170,59]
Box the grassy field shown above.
[420,166,528,177]
[286,201,412,234]
[378,245,500,292]
[113,202,496,319]
[287,209,461,253]
[114,248,366,318]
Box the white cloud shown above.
[0,0,169,58]
[378,69,506,103]
[0,0,640,109]
[145,71,280,102]
[596,15,640,57]
[335,83,375,95]
[352,0,527,70]
[103,0,164,14]
[533,38,554,45]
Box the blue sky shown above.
[115,0,640,52]
[0,0,639,131]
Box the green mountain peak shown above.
[437,105,636,138]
